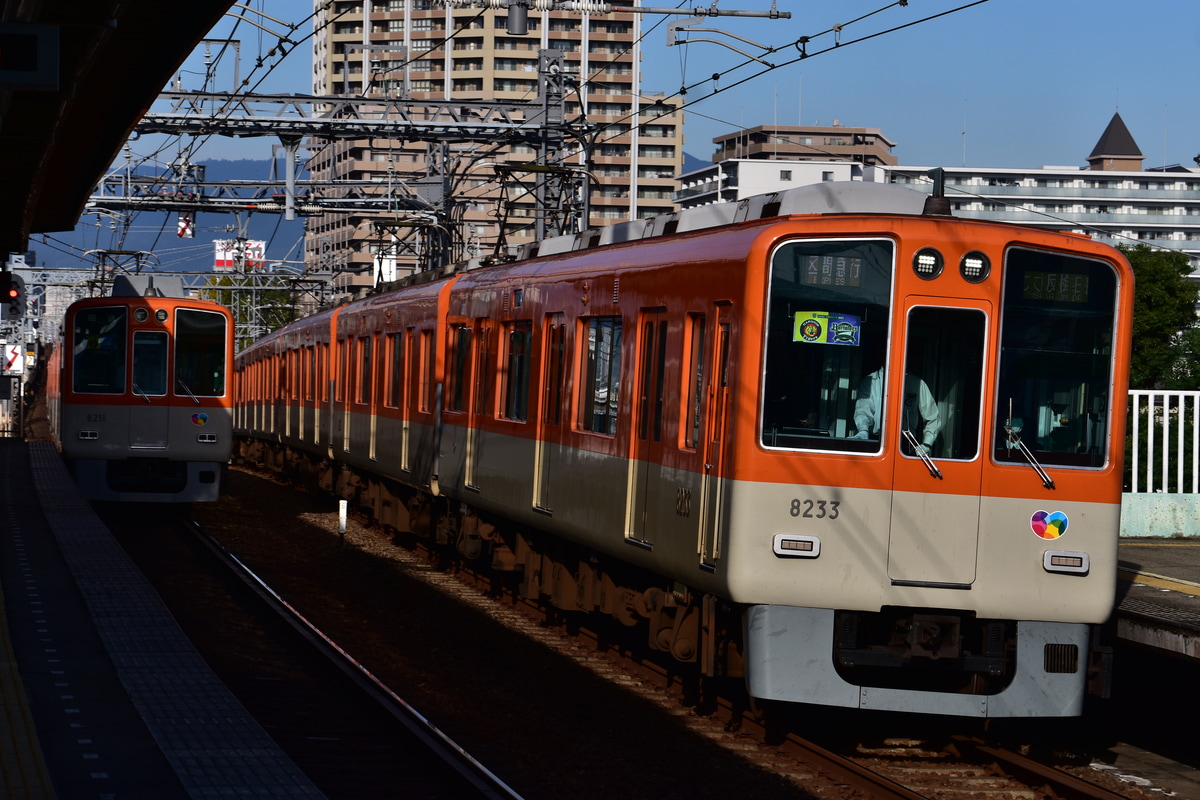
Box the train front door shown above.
[886,301,989,588]
[626,308,669,547]
[130,330,170,449]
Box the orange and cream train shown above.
[235,183,1133,717]
[49,277,234,503]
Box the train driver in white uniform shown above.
[852,368,941,452]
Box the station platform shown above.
[0,439,325,800]
[1116,537,1200,660]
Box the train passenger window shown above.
[501,322,532,421]
[636,315,668,443]
[133,331,168,396]
[473,321,493,416]
[543,317,566,427]
[446,325,471,413]
[385,332,404,408]
[72,306,127,393]
[994,248,1119,468]
[175,309,227,396]
[356,336,372,404]
[418,331,435,413]
[761,239,893,453]
[579,315,622,436]
[684,314,706,449]
[335,338,348,402]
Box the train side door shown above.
[887,300,989,588]
[534,314,565,512]
[130,330,169,449]
[625,308,669,547]
[699,305,732,568]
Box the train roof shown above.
[508,182,932,264]
[373,182,934,296]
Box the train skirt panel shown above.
[745,605,1089,717]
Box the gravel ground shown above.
[193,466,823,800]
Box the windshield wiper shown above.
[1003,400,1055,489]
[176,378,200,405]
[901,428,942,479]
[131,383,152,404]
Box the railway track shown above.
[103,507,523,800]
[168,465,1160,800]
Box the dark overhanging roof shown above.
[0,0,236,256]
[1088,111,1143,160]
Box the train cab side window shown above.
[994,248,1119,468]
[73,306,127,393]
[579,315,622,436]
[501,322,532,421]
[761,239,894,453]
[175,309,227,396]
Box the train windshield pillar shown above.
[994,249,1119,469]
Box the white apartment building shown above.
[679,113,1200,273]
[879,162,1200,271]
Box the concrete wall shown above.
[1121,493,1200,538]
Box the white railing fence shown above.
[1127,390,1200,494]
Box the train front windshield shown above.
[761,238,894,453]
[73,306,127,394]
[761,239,1120,469]
[995,248,1118,468]
[175,308,228,397]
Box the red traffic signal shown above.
[0,271,24,320]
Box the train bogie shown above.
[235,183,1133,717]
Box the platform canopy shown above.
[0,0,235,255]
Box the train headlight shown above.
[912,247,944,280]
[959,250,991,283]
[78,430,99,440]
[1043,550,1089,575]
[773,534,820,558]
[197,433,218,444]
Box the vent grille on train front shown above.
[1043,643,1079,674]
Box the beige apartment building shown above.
[308,0,684,284]
[711,123,898,167]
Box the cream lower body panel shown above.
[720,480,1119,624]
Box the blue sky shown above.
[167,0,1200,171]
[69,1,1192,271]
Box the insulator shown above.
[553,1,615,11]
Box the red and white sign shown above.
[3,342,23,375]
[214,239,265,271]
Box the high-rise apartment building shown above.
[308,1,684,286]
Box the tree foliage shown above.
[1119,244,1200,389]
